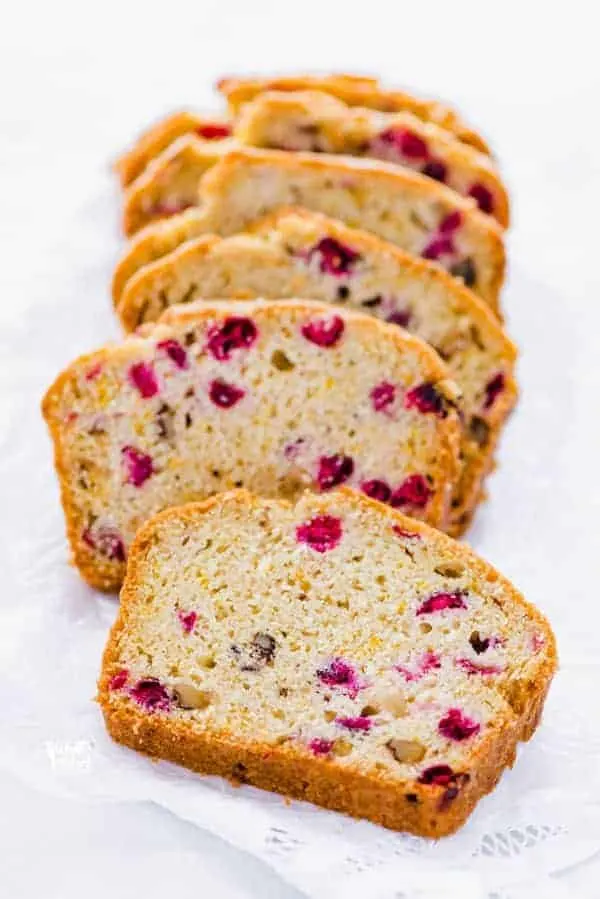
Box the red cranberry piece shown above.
[208,379,245,408]
[82,525,126,562]
[390,474,431,509]
[422,159,447,183]
[438,708,480,741]
[439,211,463,234]
[456,658,502,676]
[416,592,467,616]
[336,716,373,732]
[157,339,188,369]
[361,479,392,503]
[370,381,396,412]
[418,764,456,786]
[178,610,198,634]
[196,123,232,140]
[109,669,129,690]
[378,127,429,159]
[468,182,494,214]
[130,678,171,712]
[301,315,345,347]
[307,237,360,276]
[128,362,159,398]
[396,651,441,682]
[398,129,429,159]
[386,309,411,328]
[392,524,421,540]
[296,515,343,553]
[316,658,363,698]
[206,316,258,361]
[422,235,455,261]
[404,382,448,418]
[308,738,334,756]
[422,651,442,671]
[85,362,103,381]
[122,446,154,487]
[483,372,505,409]
[317,454,354,490]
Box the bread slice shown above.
[118,208,516,534]
[236,90,509,227]
[118,147,505,313]
[42,299,461,591]
[217,72,491,154]
[122,136,233,236]
[98,488,556,837]
[115,112,232,188]
[113,75,488,193]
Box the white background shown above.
[1,1,599,896]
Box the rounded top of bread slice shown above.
[115,112,232,187]
[118,145,505,314]
[42,299,462,590]
[114,207,515,536]
[117,204,514,420]
[234,89,508,226]
[216,72,490,154]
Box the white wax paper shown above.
[1,169,599,899]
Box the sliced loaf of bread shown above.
[236,90,508,226]
[122,136,233,236]
[115,112,232,188]
[118,147,505,313]
[217,72,491,154]
[42,300,461,590]
[113,74,489,192]
[98,488,556,837]
[118,208,516,534]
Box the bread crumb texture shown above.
[42,299,461,590]
[99,488,556,837]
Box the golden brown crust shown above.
[42,301,462,591]
[115,111,232,188]
[217,73,491,155]
[113,74,489,197]
[98,489,557,837]
[248,207,511,359]
[112,208,210,309]
[116,232,218,325]
[122,136,231,236]
[115,206,516,534]
[41,348,127,590]
[99,697,512,837]
[235,90,509,227]
[447,374,518,537]
[114,147,506,313]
